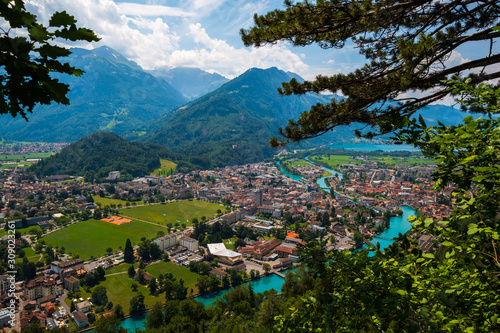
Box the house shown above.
[73,311,88,328]
[76,301,92,313]
[209,269,228,280]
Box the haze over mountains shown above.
[148,67,229,101]
[1,45,469,169]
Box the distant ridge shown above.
[148,67,229,100]
[0,46,187,142]
[142,67,334,168]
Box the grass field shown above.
[150,159,177,176]
[119,200,223,226]
[42,219,167,260]
[92,195,134,207]
[145,261,199,290]
[0,225,42,238]
[0,164,17,169]
[310,154,433,167]
[0,152,53,161]
[98,273,161,314]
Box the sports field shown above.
[119,200,223,226]
[42,219,167,260]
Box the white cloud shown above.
[22,0,310,77]
[167,23,309,78]
[117,3,193,17]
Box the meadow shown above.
[119,200,223,226]
[145,261,199,290]
[309,154,433,168]
[92,195,134,207]
[42,219,167,260]
[150,159,177,176]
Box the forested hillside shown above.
[30,132,180,181]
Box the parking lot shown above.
[170,249,203,267]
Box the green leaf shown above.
[49,11,77,27]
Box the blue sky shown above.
[20,0,367,80]
[19,0,496,106]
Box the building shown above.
[107,171,120,180]
[207,243,243,265]
[50,259,84,274]
[154,231,183,252]
[63,276,80,292]
[76,301,92,313]
[0,310,12,327]
[254,189,263,206]
[24,277,57,301]
[179,237,199,252]
[73,311,88,328]
[0,275,9,295]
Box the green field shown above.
[150,159,177,176]
[0,225,43,238]
[0,152,53,161]
[119,200,223,226]
[92,195,133,207]
[42,219,167,260]
[145,261,199,289]
[0,164,17,169]
[98,273,161,315]
[310,154,433,167]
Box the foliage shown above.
[124,239,134,263]
[241,0,500,145]
[29,132,179,180]
[144,67,334,168]
[129,292,146,316]
[92,286,108,306]
[0,0,99,119]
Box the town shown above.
[0,149,453,331]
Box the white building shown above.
[179,237,199,252]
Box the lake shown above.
[330,143,421,152]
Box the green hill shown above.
[143,67,334,168]
[30,132,180,181]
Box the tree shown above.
[129,293,146,316]
[128,265,135,278]
[262,263,271,275]
[92,286,108,306]
[148,278,158,295]
[147,303,164,329]
[124,238,134,263]
[114,304,124,319]
[196,275,210,295]
[93,314,127,333]
[0,1,99,119]
[241,1,500,145]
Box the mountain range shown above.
[148,67,229,100]
[0,46,187,142]
[1,45,471,170]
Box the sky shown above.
[16,0,497,105]
[21,0,365,80]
